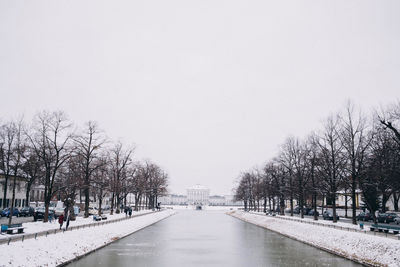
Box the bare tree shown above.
[279,137,296,216]
[109,141,134,214]
[22,147,43,207]
[339,102,372,224]
[0,119,26,225]
[379,101,400,144]
[27,111,73,222]
[73,121,107,218]
[318,114,345,223]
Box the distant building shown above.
[0,174,29,208]
[209,195,225,206]
[187,184,209,206]
[159,194,187,205]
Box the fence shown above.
[0,209,160,245]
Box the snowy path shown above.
[229,210,400,267]
[0,209,176,267]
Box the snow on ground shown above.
[229,210,400,267]
[249,211,363,231]
[1,209,176,267]
[0,210,152,240]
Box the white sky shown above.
[1,1,399,195]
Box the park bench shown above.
[370,224,400,234]
[1,223,25,234]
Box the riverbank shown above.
[0,209,153,243]
[228,210,400,267]
[1,209,176,267]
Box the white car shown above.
[394,217,400,225]
[55,207,64,217]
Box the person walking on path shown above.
[48,212,53,223]
[58,214,64,230]
[128,207,132,217]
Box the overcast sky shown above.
[0,1,399,195]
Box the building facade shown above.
[187,185,210,206]
[0,174,29,208]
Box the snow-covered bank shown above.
[1,209,176,267]
[0,209,153,241]
[229,210,400,267]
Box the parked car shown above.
[385,213,398,223]
[20,206,35,217]
[356,212,373,221]
[88,207,97,215]
[293,207,301,214]
[93,215,102,221]
[101,214,107,220]
[376,213,387,223]
[33,207,55,221]
[323,211,339,220]
[1,208,20,217]
[308,209,319,216]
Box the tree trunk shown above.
[313,193,318,220]
[345,191,348,218]
[8,176,17,225]
[84,186,90,218]
[116,193,121,213]
[351,176,357,225]
[332,192,337,223]
[393,192,399,211]
[290,194,294,216]
[2,176,8,208]
[25,182,32,207]
[110,192,115,215]
[280,197,285,216]
[263,197,267,213]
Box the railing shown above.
[248,211,400,240]
[0,209,161,245]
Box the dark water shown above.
[68,210,361,267]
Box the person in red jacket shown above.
[58,214,64,230]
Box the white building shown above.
[158,194,187,205]
[187,184,209,206]
[0,174,29,208]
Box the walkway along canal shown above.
[67,210,361,267]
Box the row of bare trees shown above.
[234,101,400,224]
[0,111,168,224]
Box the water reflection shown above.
[68,210,360,267]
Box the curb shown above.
[57,210,176,267]
[227,211,383,267]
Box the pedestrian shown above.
[58,214,64,230]
[124,207,128,217]
[48,212,53,223]
[128,207,132,217]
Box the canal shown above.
[68,210,361,267]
